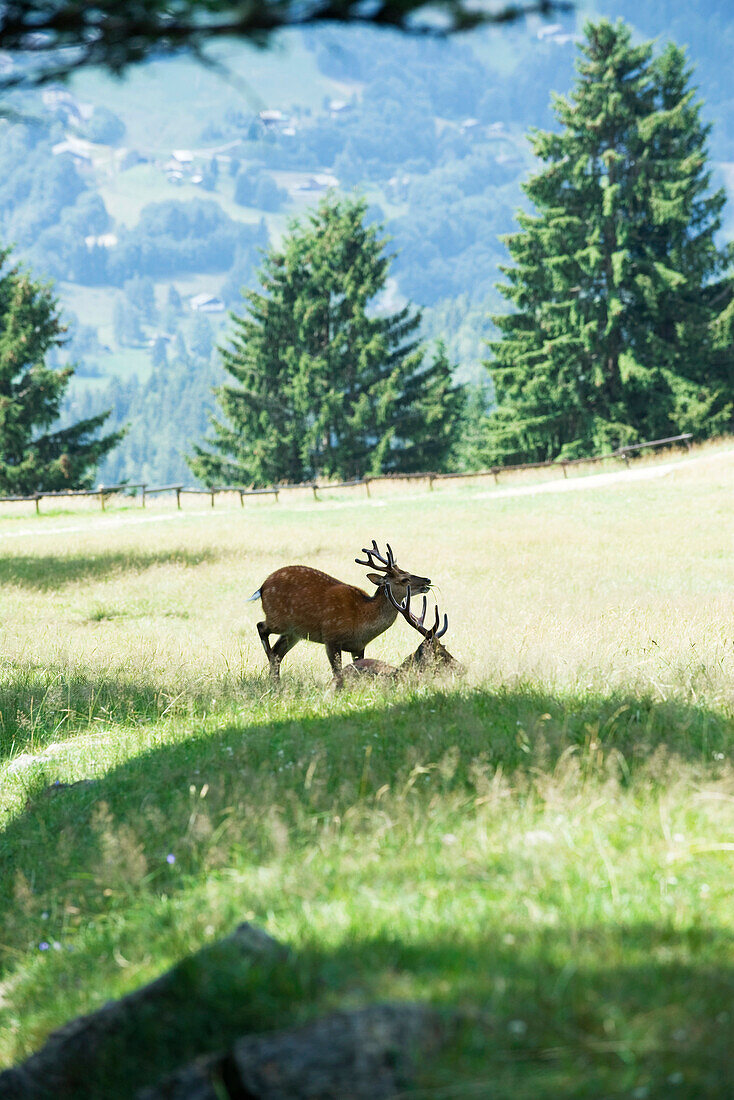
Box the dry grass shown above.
[1,440,730,702]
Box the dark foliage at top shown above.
[0,0,571,88]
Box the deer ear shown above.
[366,572,385,587]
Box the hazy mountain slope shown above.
[0,0,730,485]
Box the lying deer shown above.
[249,541,431,687]
[342,586,465,682]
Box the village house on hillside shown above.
[293,173,339,194]
[165,149,195,184]
[258,109,288,128]
[85,233,118,249]
[328,99,353,117]
[256,109,298,138]
[190,293,225,313]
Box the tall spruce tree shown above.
[0,248,123,494]
[189,196,465,486]
[485,19,733,463]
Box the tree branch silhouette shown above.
[0,0,573,88]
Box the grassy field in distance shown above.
[59,277,233,393]
[95,164,283,232]
[0,441,732,1097]
[68,36,340,152]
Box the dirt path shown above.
[472,445,734,503]
[0,447,731,541]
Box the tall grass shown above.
[0,442,732,1097]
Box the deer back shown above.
[340,640,463,684]
[341,657,399,682]
[260,565,397,650]
[259,543,432,654]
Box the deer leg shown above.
[257,621,273,659]
[326,643,343,689]
[350,650,365,661]
[257,621,284,680]
[271,634,297,678]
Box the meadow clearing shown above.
[0,441,732,1097]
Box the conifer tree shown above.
[189,196,465,486]
[0,248,123,494]
[485,19,733,463]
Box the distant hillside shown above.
[0,0,731,485]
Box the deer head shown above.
[386,584,465,675]
[355,540,431,603]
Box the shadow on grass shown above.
[2,668,730,766]
[0,922,731,1099]
[0,547,224,591]
[0,666,265,763]
[1,687,732,1096]
[1,684,730,929]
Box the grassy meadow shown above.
[0,443,733,1097]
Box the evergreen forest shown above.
[0,0,732,488]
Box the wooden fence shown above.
[0,433,693,514]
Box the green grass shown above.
[0,443,733,1097]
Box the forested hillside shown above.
[0,0,731,485]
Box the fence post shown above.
[5,434,698,523]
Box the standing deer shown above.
[249,541,432,686]
[342,586,465,682]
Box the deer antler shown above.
[355,539,396,571]
[386,584,448,639]
[386,583,427,631]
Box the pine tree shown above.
[485,19,733,464]
[188,196,465,487]
[0,248,123,494]
[382,341,464,474]
[113,296,143,347]
[167,284,183,315]
[451,382,493,471]
[150,335,168,370]
[189,313,214,362]
[188,246,303,486]
[124,275,157,325]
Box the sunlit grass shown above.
[0,440,732,1097]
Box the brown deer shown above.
[342,586,465,682]
[249,541,432,686]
